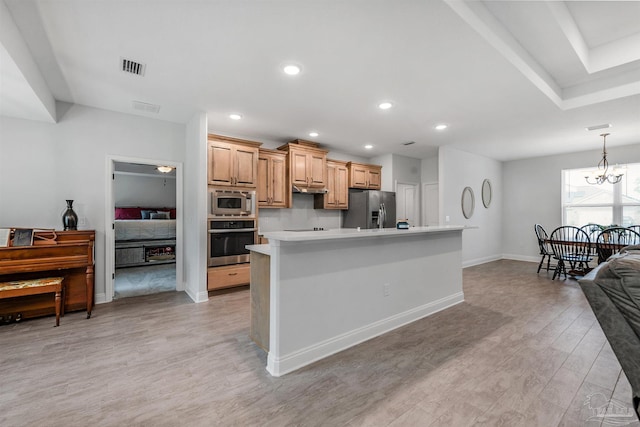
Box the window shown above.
[562,163,640,227]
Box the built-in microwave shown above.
[210,189,255,217]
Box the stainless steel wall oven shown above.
[208,219,256,267]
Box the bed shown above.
[114,207,176,267]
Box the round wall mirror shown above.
[482,179,492,208]
[461,187,475,219]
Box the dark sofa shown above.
[579,245,640,419]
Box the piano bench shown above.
[0,277,64,326]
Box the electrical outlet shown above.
[78,217,87,227]
[383,283,390,297]
[445,215,450,222]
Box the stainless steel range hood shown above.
[292,185,328,194]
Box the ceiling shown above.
[1,0,639,161]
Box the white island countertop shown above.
[261,225,465,242]
[246,244,270,255]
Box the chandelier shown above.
[584,133,624,185]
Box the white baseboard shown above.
[266,292,464,377]
[95,293,107,304]
[463,254,502,268]
[185,286,208,303]
[502,254,539,263]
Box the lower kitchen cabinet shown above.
[207,264,250,291]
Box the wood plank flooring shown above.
[1,260,638,426]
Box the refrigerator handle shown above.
[380,203,385,228]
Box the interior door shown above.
[396,183,419,226]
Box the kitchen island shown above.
[247,226,465,376]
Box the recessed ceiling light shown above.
[309,131,319,137]
[378,102,393,110]
[283,64,301,75]
[229,114,242,120]
[364,144,373,150]
[434,124,448,131]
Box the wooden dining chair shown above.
[549,226,593,280]
[579,223,602,242]
[595,227,640,264]
[579,223,602,259]
[534,224,555,273]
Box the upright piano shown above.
[0,230,95,320]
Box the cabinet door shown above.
[308,153,326,187]
[350,166,368,188]
[208,141,234,186]
[368,168,381,190]
[257,156,270,205]
[325,163,337,207]
[290,150,309,186]
[335,165,349,208]
[235,146,258,187]
[270,155,287,207]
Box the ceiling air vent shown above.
[132,101,160,114]
[585,123,612,131]
[121,58,146,76]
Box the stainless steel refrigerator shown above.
[342,190,396,229]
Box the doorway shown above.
[396,182,420,226]
[105,156,183,303]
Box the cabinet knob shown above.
[228,272,238,276]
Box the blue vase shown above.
[62,200,78,230]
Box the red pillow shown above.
[115,208,143,220]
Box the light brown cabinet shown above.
[278,140,328,194]
[207,264,250,291]
[208,135,261,188]
[315,159,349,210]
[347,162,382,190]
[257,149,288,208]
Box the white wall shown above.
[183,112,209,303]
[259,194,342,232]
[439,146,502,266]
[392,154,421,185]
[502,142,640,262]
[114,173,176,207]
[0,103,186,300]
[421,155,438,183]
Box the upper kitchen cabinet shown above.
[314,159,348,210]
[347,162,382,190]
[208,134,261,188]
[257,149,288,208]
[278,140,328,191]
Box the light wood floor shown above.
[1,260,638,427]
